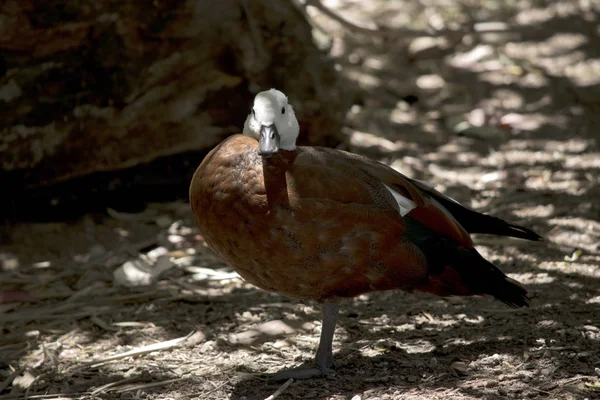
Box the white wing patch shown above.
[383,184,417,216]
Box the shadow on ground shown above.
[1,0,599,399]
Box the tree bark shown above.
[0,0,345,195]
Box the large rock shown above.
[0,0,345,197]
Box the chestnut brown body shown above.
[190,134,538,305]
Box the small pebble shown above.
[113,258,153,287]
[155,215,173,228]
[89,244,105,258]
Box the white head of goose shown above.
[243,88,299,157]
[190,88,542,380]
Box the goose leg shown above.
[315,302,340,372]
[267,303,340,380]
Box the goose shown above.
[189,88,542,379]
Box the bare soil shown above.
[1,0,599,399]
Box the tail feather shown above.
[405,216,529,308]
[411,180,543,241]
[453,210,542,242]
[454,250,530,308]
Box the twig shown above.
[479,307,528,313]
[0,306,113,324]
[0,393,90,400]
[111,321,156,328]
[114,377,186,393]
[92,376,185,395]
[1,285,176,326]
[91,376,141,395]
[187,266,240,281]
[89,315,119,331]
[65,282,107,303]
[0,342,29,352]
[108,290,172,303]
[0,368,23,393]
[264,378,294,400]
[81,331,196,367]
[256,302,297,310]
[186,378,232,398]
[527,385,552,396]
[531,346,577,352]
[559,376,585,385]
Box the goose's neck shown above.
[261,150,297,208]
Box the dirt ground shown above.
[1,0,600,399]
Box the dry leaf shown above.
[451,361,468,375]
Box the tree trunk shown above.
[0,0,346,218]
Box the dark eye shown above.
[281,107,285,115]
[252,108,256,116]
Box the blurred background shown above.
[1,0,599,399]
